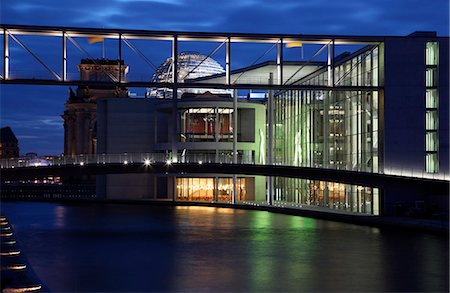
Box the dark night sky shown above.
[0,0,448,155]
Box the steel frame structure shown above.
[0,24,384,91]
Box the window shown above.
[426,89,438,108]
[426,42,438,65]
[425,42,439,173]
[425,111,438,130]
[425,132,438,152]
[425,68,437,87]
[426,153,438,173]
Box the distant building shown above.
[0,127,19,158]
[61,59,129,156]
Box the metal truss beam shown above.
[0,78,382,91]
[1,24,388,44]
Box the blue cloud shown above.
[0,0,448,155]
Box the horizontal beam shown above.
[0,78,382,91]
[0,24,394,44]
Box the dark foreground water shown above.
[1,202,448,292]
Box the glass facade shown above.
[425,42,439,173]
[180,108,234,142]
[272,46,380,215]
[176,177,254,202]
[274,46,379,172]
[273,178,378,215]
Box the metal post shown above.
[267,73,274,205]
[232,88,238,205]
[118,33,122,83]
[3,29,9,80]
[226,37,231,85]
[171,35,178,163]
[327,42,332,87]
[332,39,335,86]
[324,41,332,207]
[277,38,283,85]
[233,89,238,164]
[62,32,66,81]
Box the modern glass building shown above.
[272,46,380,214]
[91,33,448,216]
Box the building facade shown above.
[0,127,19,159]
[62,59,128,157]
[270,32,448,215]
[86,33,448,216]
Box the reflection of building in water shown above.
[62,59,128,156]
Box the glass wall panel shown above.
[176,177,250,202]
[273,177,378,215]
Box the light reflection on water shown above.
[1,202,448,292]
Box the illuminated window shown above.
[425,132,438,152]
[426,42,438,65]
[425,68,437,87]
[425,111,438,130]
[426,153,438,173]
[176,177,249,202]
[424,42,439,173]
[426,89,438,108]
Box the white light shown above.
[166,160,172,165]
[123,160,128,165]
[80,162,84,166]
[144,159,151,166]
[198,160,203,165]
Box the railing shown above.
[0,152,255,168]
[1,153,449,181]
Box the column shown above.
[171,35,178,162]
[232,89,238,204]
[62,32,67,81]
[267,73,274,205]
[3,29,9,80]
[277,39,283,85]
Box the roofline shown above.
[290,44,378,84]
[189,60,326,82]
[2,24,447,43]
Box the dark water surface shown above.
[1,201,448,292]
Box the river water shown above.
[1,201,448,292]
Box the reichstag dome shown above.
[148,52,230,98]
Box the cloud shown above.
[0,0,448,155]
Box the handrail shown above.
[1,153,448,181]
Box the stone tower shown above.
[62,59,128,157]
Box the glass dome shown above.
[149,52,230,98]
